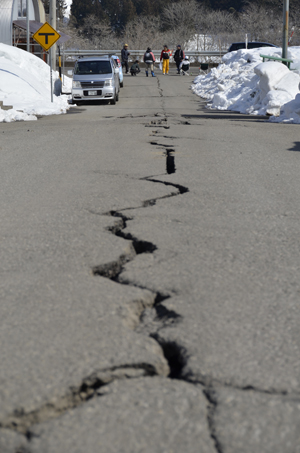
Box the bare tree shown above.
[161,0,199,47]
[65,14,119,49]
[122,15,166,51]
[239,3,281,44]
[194,6,234,51]
[288,9,300,46]
[61,0,298,55]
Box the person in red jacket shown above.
[160,45,172,75]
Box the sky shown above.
[65,0,72,17]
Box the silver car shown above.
[72,56,120,105]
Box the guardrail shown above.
[61,49,227,61]
[59,49,227,79]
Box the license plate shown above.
[88,90,97,96]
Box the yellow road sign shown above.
[33,22,61,51]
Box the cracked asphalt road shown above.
[0,71,300,452]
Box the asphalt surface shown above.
[0,68,300,452]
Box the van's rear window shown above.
[74,61,112,75]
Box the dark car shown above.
[228,42,278,52]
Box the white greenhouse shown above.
[0,0,45,48]
[0,0,69,59]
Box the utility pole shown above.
[26,0,30,52]
[49,0,56,70]
[282,0,289,60]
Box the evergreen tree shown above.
[42,0,67,19]
[90,0,138,31]
[120,0,137,28]
[69,0,300,34]
[134,0,172,16]
[206,0,298,13]
[208,0,245,11]
[70,0,95,26]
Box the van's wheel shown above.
[116,92,119,102]
[110,92,117,105]
[120,82,123,88]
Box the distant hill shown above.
[69,0,298,34]
[207,0,297,12]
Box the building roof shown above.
[0,0,46,46]
[13,20,71,45]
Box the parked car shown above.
[111,55,123,87]
[72,56,120,105]
[228,42,278,52]
[98,54,124,88]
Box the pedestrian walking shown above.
[160,45,172,75]
[121,44,130,74]
[174,44,185,74]
[143,47,156,77]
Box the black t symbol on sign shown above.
[39,32,55,44]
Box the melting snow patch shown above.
[192,46,300,123]
[0,43,71,122]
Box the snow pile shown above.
[192,46,300,123]
[0,44,71,122]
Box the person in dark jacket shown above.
[121,44,130,74]
[174,45,185,74]
[130,60,141,76]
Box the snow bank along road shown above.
[0,72,300,453]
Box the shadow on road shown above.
[67,107,86,114]
[182,111,268,122]
[288,142,300,152]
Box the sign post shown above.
[49,47,53,102]
[32,22,61,103]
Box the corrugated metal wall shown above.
[0,0,45,47]
[0,0,14,45]
[36,0,45,23]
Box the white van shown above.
[72,56,120,105]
